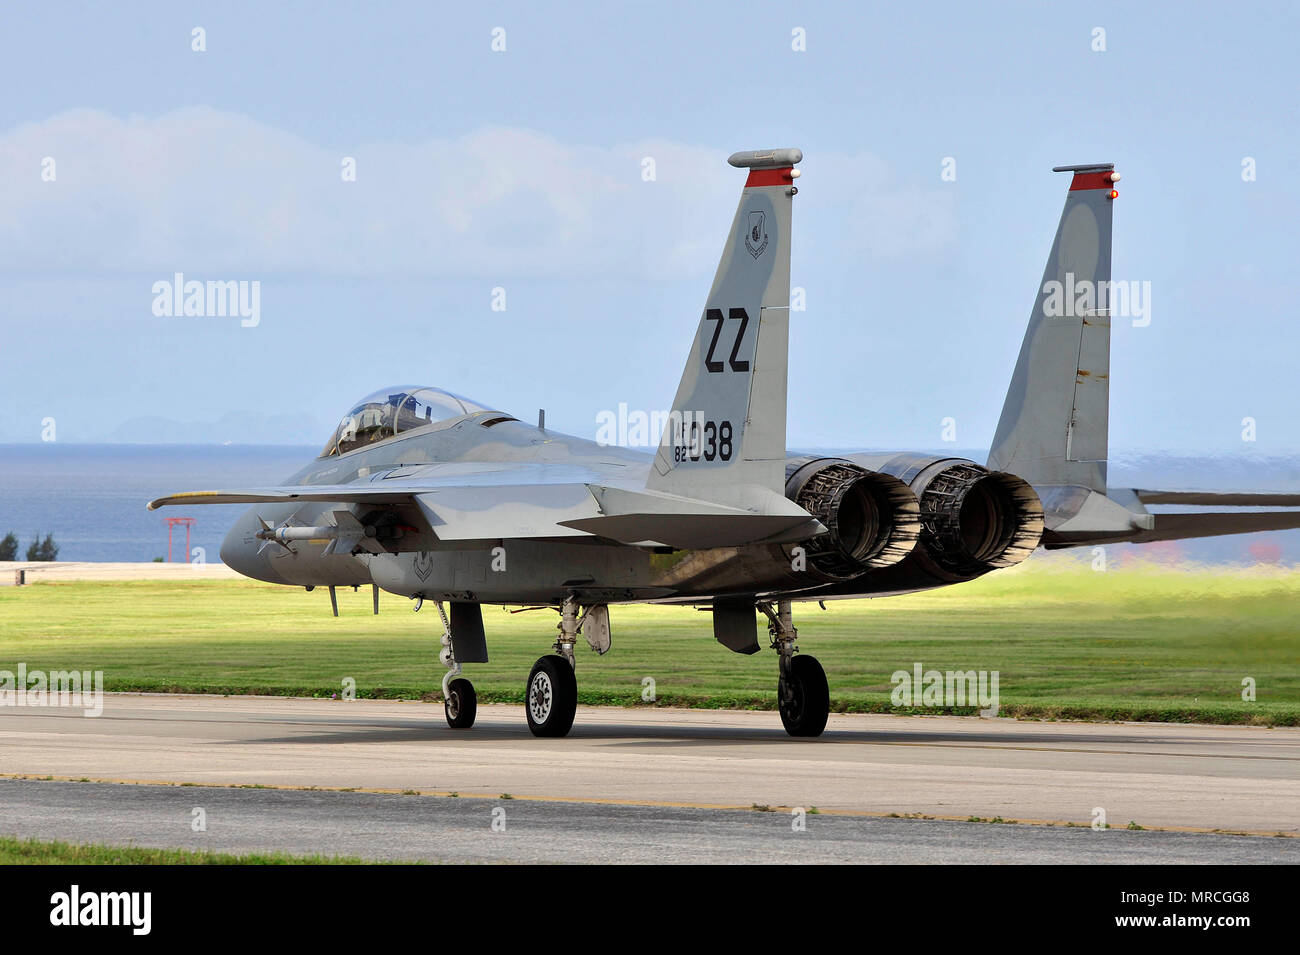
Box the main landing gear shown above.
[525,655,577,737]
[525,596,605,738]
[758,599,829,737]
[525,597,581,737]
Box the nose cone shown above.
[220,509,286,584]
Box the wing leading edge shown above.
[148,481,821,549]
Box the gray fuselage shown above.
[220,411,993,606]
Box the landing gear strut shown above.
[436,600,476,729]
[525,596,589,737]
[759,599,829,737]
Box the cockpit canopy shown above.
[320,386,491,457]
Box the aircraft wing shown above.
[148,478,819,549]
[147,482,605,541]
[147,486,417,508]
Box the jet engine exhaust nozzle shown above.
[784,459,921,580]
[918,466,1043,574]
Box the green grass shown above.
[1,560,1297,724]
[0,835,373,865]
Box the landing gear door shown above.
[449,601,489,663]
[583,604,612,655]
[713,597,760,654]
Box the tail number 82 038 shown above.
[672,419,734,463]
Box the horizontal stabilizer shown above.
[1134,489,1300,507]
[1046,510,1300,548]
[1042,483,1300,548]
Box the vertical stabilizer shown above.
[988,164,1118,493]
[647,148,801,504]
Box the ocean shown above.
[1,444,1298,565]
[0,444,312,563]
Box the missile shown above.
[256,511,385,557]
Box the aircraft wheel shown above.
[444,678,477,729]
[525,656,577,738]
[779,655,829,737]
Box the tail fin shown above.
[647,148,801,504]
[987,164,1118,493]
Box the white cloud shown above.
[0,108,956,279]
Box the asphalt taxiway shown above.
[0,695,1295,861]
[2,778,1296,864]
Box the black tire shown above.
[779,655,829,737]
[525,656,577,738]
[444,678,477,729]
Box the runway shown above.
[1,694,1296,861]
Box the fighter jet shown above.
[150,148,1300,738]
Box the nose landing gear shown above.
[435,600,477,729]
[444,676,477,729]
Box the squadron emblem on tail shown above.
[745,210,768,258]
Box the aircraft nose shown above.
[220,510,285,584]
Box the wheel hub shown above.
[529,671,554,723]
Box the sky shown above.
[1,1,1298,457]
